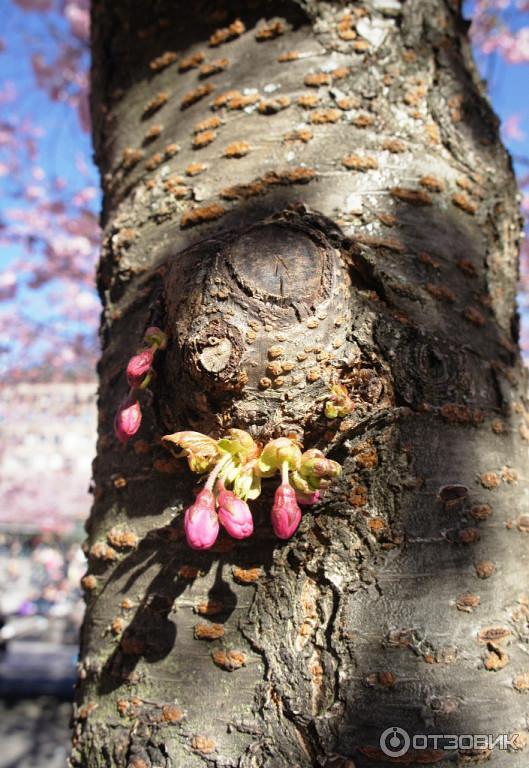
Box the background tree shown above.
[0,0,99,382]
[71,0,529,766]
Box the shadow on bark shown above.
[94,490,279,696]
[84,187,525,766]
[313,202,522,767]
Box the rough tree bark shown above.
[73,1,529,766]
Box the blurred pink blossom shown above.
[14,0,53,10]
[0,272,17,301]
[471,2,529,63]
[0,81,16,103]
[501,27,529,62]
[65,1,90,42]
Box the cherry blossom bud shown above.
[143,325,167,349]
[233,462,261,501]
[126,349,154,388]
[299,449,341,486]
[217,484,254,539]
[218,428,258,461]
[324,384,354,419]
[184,488,219,550]
[162,431,220,473]
[271,483,301,539]
[144,326,168,349]
[295,490,321,506]
[256,438,302,477]
[290,471,313,494]
[114,397,142,444]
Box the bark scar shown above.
[159,207,356,438]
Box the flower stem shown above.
[205,454,232,491]
[281,460,289,486]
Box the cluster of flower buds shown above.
[162,430,342,549]
[114,327,167,444]
[324,383,355,420]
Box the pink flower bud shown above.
[184,488,219,550]
[144,326,167,349]
[114,397,142,444]
[295,490,321,506]
[271,483,301,540]
[217,484,254,539]
[126,349,154,388]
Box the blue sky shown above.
[478,47,529,179]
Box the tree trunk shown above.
[73,1,529,766]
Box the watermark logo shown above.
[380,727,410,758]
[380,727,519,757]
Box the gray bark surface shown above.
[73,1,529,766]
